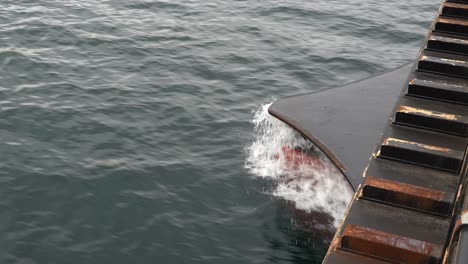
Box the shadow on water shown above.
[246,103,352,263]
[265,199,336,264]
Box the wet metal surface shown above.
[395,96,468,136]
[268,64,412,189]
[271,0,468,262]
[340,199,450,245]
[419,53,468,78]
[382,138,452,153]
[380,137,464,173]
[362,176,453,216]
[436,17,468,35]
[365,158,459,192]
[427,34,468,56]
[407,73,468,105]
[443,2,468,18]
[340,225,442,264]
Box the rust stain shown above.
[365,176,445,201]
[398,105,459,121]
[329,237,340,252]
[355,184,362,201]
[341,225,439,257]
[383,138,451,153]
[454,219,462,234]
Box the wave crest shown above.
[245,103,353,228]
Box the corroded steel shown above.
[340,225,442,263]
[362,176,453,216]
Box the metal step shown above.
[343,200,449,245]
[447,0,468,4]
[379,137,464,173]
[339,225,442,264]
[418,51,468,78]
[407,72,468,105]
[435,17,468,36]
[322,1,468,263]
[427,34,468,55]
[366,158,458,193]
[362,176,455,216]
[326,199,449,263]
[323,250,391,264]
[442,2,468,19]
[394,97,468,136]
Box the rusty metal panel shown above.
[339,199,450,246]
[323,197,450,262]
[362,176,454,216]
[340,225,442,264]
[323,250,391,264]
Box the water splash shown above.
[245,103,353,228]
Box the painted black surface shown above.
[427,34,468,55]
[435,17,468,36]
[395,96,468,136]
[443,5,468,18]
[268,64,412,189]
[407,71,468,105]
[366,158,459,191]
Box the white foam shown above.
[245,103,353,228]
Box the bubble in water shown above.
[245,103,354,228]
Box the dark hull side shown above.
[268,63,413,190]
[270,0,468,263]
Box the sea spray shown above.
[245,103,354,228]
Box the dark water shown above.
[1,1,439,263]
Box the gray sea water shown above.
[1,0,440,263]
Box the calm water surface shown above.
[1,0,439,263]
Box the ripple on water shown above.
[1,0,441,263]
